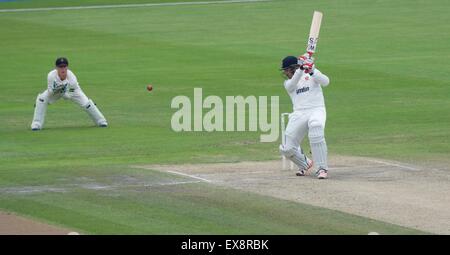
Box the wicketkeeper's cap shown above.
[55,57,69,67]
[280,56,299,70]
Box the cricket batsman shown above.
[279,54,330,179]
[31,57,108,130]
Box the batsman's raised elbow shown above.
[316,74,330,87]
[322,77,330,87]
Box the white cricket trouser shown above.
[284,107,328,170]
[31,87,107,129]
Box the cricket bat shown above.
[306,11,323,57]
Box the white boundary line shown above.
[167,170,212,183]
[0,0,270,13]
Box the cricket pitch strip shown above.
[137,155,450,234]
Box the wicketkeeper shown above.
[31,57,108,130]
[279,54,330,179]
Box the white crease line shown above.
[132,165,212,183]
[0,0,270,13]
[83,180,203,190]
[365,159,420,171]
[166,170,212,183]
[1,181,203,194]
[124,180,202,187]
[330,165,395,170]
[0,187,66,194]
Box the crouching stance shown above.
[31,57,108,130]
[279,54,330,179]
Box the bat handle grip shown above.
[307,51,314,57]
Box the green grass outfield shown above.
[0,0,448,234]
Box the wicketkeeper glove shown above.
[52,83,67,94]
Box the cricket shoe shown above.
[31,123,41,131]
[296,158,314,176]
[316,168,328,179]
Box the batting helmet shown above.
[281,56,299,70]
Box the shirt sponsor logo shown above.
[296,87,309,94]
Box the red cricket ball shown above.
[147,84,153,92]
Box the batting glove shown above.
[300,55,315,74]
[297,53,310,66]
[298,53,315,72]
